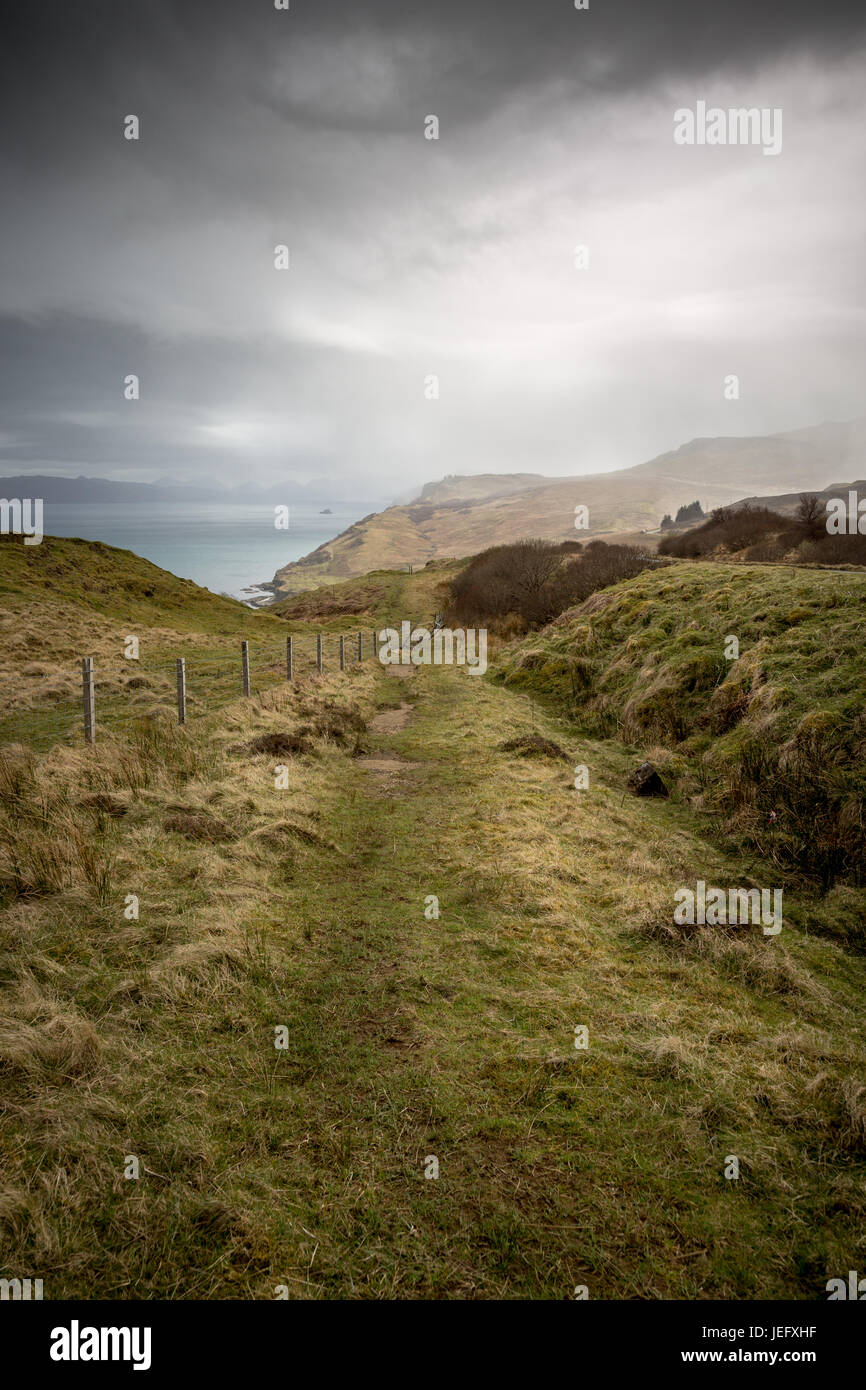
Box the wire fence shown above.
[0,630,383,753]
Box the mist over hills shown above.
[269,418,866,597]
[413,473,548,506]
[0,474,385,509]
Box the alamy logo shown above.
[50,1321,152,1371]
[378,621,487,675]
[0,1277,43,1299]
[826,1271,866,1299]
[0,497,43,545]
[674,102,782,156]
[674,881,783,936]
[825,491,866,534]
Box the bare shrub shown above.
[448,539,653,629]
[658,505,797,558]
[794,494,826,542]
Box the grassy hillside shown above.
[0,537,464,749]
[0,534,288,724]
[270,560,462,630]
[0,533,282,635]
[495,562,866,904]
[416,472,546,504]
[270,419,866,596]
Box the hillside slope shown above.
[270,418,866,597]
[269,560,460,628]
[0,533,287,722]
[732,478,866,517]
[495,562,866,899]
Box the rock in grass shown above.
[627,761,668,797]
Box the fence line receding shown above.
[2,630,378,752]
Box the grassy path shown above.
[229,663,863,1298]
[2,661,864,1299]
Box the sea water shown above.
[35,502,363,603]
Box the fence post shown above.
[316,633,323,674]
[339,634,345,671]
[371,630,377,661]
[357,630,362,663]
[81,657,95,745]
[241,640,251,697]
[286,635,293,681]
[176,657,187,725]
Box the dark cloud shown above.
[0,1,864,491]
[6,1,866,100]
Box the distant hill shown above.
[269,418,866,597]
[0,474,379,509]
[729,478,866,517]
[414,473,547,505]
[0,474,208,503]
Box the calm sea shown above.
[38,502,363,603]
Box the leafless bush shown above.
[800,532,866,565]
[795,494,826,542]
[658,498,866,566]
[658,505,797,558]
[448,539,653,629]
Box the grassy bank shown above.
[494,562,866,910]
[0,534,288,721]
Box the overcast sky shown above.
[1,0,864,498]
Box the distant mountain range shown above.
[0,474,382,508]
[269,418,866,597]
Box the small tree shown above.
[795,494,825,542]
[660,513,674,530]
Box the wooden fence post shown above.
[241,641,251,697]
[357,630,362,663]
[286,635,293,681]
[316,633,323,674]
[339,634,345,671]
[81,657,95,745]
[176,657,187,725]
[371,630,377,661]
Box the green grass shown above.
[494,561,866,907]
[1,659,864,1299]
[0,532,286,635]
[1,542,864,1299]
[0,536,416,745]
[270,561,461,630]
[495,562,864,736]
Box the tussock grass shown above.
[497,734,568,760]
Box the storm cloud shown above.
[1,0,864,494]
